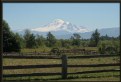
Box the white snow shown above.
[31,19,89,33]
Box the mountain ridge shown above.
[13,19,119,39]
[56,27,119,39]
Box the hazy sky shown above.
[3,3,120,31]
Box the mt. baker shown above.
[31,19,89,33]
[14,19,119,39]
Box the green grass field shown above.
[20,47,98,53]
[3,54,120,81]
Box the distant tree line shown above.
[3,20,120,55]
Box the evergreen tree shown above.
[89,29,100,47]
[46,32,56,47]
[71,33,81,47]
[24,29,37,48]
[15,33,25,48]
[28,34,37,48]
[3,20,21,52]
[24,29,31,48]
[36,34,45,47]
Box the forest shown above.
[3,20,120,55]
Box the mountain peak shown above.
[31,19,89,33]
[54,19,65,23]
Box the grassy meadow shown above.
[20,47,98,53]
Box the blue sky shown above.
[3,3,120,31]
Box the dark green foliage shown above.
[100,34,109,40]
[73,33,81,39]
[50,48,61,56]
[111,40,120,55]
[28,34,37,48]
[89,29,100,47]
[36,34,46,47]
[60,39,71,48]
[46,32,56,47]
[98,40,120,55]
[80,41,89,47]
[23,29,31,48]
[105,46,116,55]
[3,20,21,52]
[71,33,81,47]
[99,45,116,55]
[24,29,37,48]
[72,39,80,46]
[100,34,119,40]
[54,40,62,48]
[98,42,106,54]
[15,33,25,48]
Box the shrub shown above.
[98,40,120,55]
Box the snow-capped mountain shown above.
[13,19,119,39]
[31,19,89,33]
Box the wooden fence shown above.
[3,54,120,79]
[2,48,98,56]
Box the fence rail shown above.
[3,64,62,69]
[3,73,61,77]
[68,69,120,75]
[3,55,60,59]
[3,54,120,79]
[68,63,120,67]
[3,63,120,70]
[68,55,119,59]
[3,69,120,78]
[3,54,119,59]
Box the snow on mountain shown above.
[13,19,119,39]
[31,19,89,33]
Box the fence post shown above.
[61,55,67,79]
